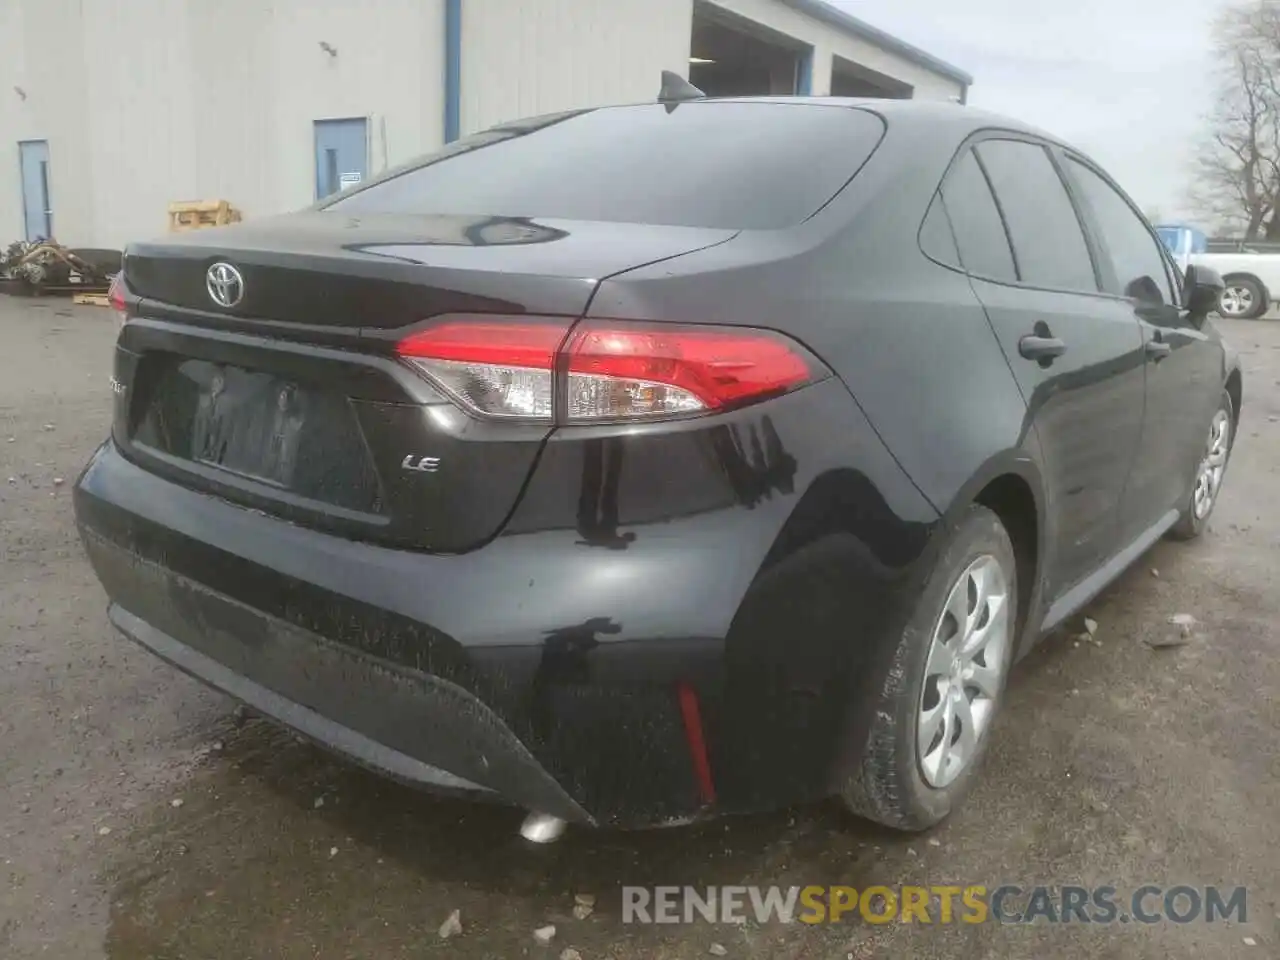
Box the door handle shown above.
[1018,334,1067,364]
[1145,340,1171,361]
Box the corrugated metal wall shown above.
[82,0,200,250]
[0,1,30,247]
[0,0,964,250]
[1,0,445,250]
[708,0,963,99]
[1,0,95,248]
[460,0,694,136]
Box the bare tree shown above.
[1194,1,1280,239]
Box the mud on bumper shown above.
[80,528,592,824]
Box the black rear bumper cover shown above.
[74,368,943,825]
[83,527,592,823]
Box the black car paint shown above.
[75,99,1239,827]
[125,214,739,334]
[77,373,939,823]
[118,217,741,553]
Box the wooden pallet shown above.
[169,199,242,231]
[72,292,111,306]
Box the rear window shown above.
[325,103,886,230]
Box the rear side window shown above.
[1066,158,1177,305]
[975,139,1097,292]
[939,150,1016,282]
[326,104,886,230]
[919,193,961,268]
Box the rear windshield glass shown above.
[325,103,885,230]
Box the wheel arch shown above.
[1225,365,1243,422]
[940,451,1048,658]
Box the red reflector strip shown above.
[676,681,717,806]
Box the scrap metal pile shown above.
[0,240,119,292]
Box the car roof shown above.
[689,96,1071,151]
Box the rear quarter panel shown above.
[589,117,1035,526]
[583,120,1049,803]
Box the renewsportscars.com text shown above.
[621,884,1247,925]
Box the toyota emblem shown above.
[206,262,244,308]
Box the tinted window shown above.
[919,193,960,268]
[939,151,1017,282]
[327,104,886,230]
[1068,159,1176,305]
[975,140,1097,292]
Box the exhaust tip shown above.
[519,812,567,844]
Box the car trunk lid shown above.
[125,212,736,333]
[115,213,736,553]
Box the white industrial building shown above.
[0,0,970,252]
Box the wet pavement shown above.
[1,294,1277,959]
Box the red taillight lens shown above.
[395,317,820,423]
[107,274,127,323]
[565,322,816,420]
[396,321,571,420]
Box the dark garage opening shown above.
[830,54,913,99]
[690,1,811,96]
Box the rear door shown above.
[1061,154,1226,536]
[939,137,1146,598]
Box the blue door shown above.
[19,140,53,240]
[314,118,368,200]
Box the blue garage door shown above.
[19,140,53,241]
[314,118,368,200]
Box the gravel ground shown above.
[1,295,1277,959]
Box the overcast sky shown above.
[832,0,1228,222]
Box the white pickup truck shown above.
[1158,223,1280,319]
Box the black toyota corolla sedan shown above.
[77,92,1241,838]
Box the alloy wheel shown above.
[1192,408,1232,520]
[917,554,1011,788]
[1219,285,1255,317]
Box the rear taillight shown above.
[397,321,568,420]
[107,274,128,325]
[395,317,822,424]
[565,323,816,421]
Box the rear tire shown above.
[1219,276,1268,319]
[1169,389,1234,540]
[839,505,1017,831]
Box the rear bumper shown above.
[92,546,593,825]
[110,603,491,794]
[75,440,732,825]
[74,375,941,825]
